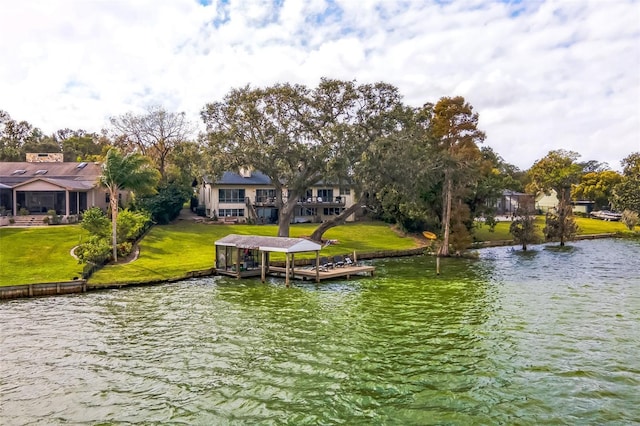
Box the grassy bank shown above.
[473,216,634,242]
[1,217,635,287]
[0,226,88,286]
[88,221,419,285]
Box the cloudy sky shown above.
[1,0,638,170]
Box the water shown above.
[1,238,639,425]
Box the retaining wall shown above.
[0,280,87,300]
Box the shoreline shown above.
[0,233,629,301]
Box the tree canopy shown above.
[613,152,640,214]
[428,96,485,256]
[201,78,406,238]
[110,105,195,181]
[527,150,582,246]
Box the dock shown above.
[268,264,375,281]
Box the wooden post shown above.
[261,250,266,283]
[285,254,290,287]
[236,248,241,279]
[315,251,320,283]
[436,256,440,275]
[353,251,357,263]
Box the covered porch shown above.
[11,178,95,216]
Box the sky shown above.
[1,0,639,171]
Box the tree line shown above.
[2,78,639,257]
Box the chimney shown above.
[239,166,253,178]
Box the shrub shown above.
[19,208,28,216]
[75,236,112,264]
[81,207,110,238]
[117,209,151,243]
[117,241,133,258]
[136,182,190,224]
[47,209,61,225]
[621,209,639,231]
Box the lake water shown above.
[1,238,639,425]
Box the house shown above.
[495,190,535,215]
[0,153,124,221]
[535,189,595,214]
[199,167,357,224]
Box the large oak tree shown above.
[201,78,406,238]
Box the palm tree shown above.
[99,149,160,261]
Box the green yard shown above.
[88,221,419,285]
[473,215,634,242]
[0,226,88,286]
[0,216,635,287]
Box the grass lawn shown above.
[473,215,635,242]
[88,221,420,285]
[2,217,635,287]
[0,226,88,286]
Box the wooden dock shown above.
[268,264,375,281]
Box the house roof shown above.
[204,170,349,188]
[0,161,101,188]
[215,234,322,253]
[13,177,97,191]
[502,190,531,196]
[215,170,273,185]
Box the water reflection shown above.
[0,239,639,424]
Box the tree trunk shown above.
[277,201,297,237]
[439,170,452,257]
[110,186,119,262]
[309,197,365,242]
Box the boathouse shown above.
[215,234,323,286]
[215,234,376,286]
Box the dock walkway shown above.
[268,264,375,281]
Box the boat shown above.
[422,231,437,240]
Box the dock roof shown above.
[215,234,321,253]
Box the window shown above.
[299,189,313,202]
[219,189,245,203]
[323,207,344,216]
[218,208,245,217]
[339,187,351,195]
[317,189,333,201]
[296,207,317,216]
[256,189,276,203]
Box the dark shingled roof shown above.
[216,171,273,185]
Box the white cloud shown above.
[1,0,638,170]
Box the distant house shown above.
[535,189,595,214]
[495,190,535,215]
[198,167,357,224]
[0,153,126,219]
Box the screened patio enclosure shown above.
[15,190,88,215]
